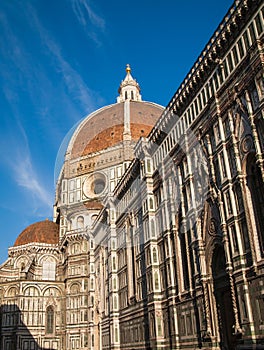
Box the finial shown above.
[117,64,142,103]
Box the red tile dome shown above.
[68,101,163,159]
[14,220,59,247]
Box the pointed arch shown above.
[46,305,55,334]
[243,153,264,256]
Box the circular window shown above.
[83,172,107,198]
[92,178,105,195]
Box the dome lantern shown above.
[117,64,142,103]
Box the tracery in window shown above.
[46,306,54,334]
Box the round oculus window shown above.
[83,173,106,198]
[92,178,105,195]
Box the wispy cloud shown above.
[71,0,105,29]
[1,3,101,117]
[25,2,98,113]
[0,123,53,211]
[71,0,105,44]
[0,1,105,213]
[12,151,53,209]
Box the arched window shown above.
[131,91,134,100]
[112,256,116,270]
[246,155,264,255]
[151,220,156,237]
[125,91,128,100]
[156,316,163,336]
[152,247,158,263]
[151,314,156,337]
[46,306,54,334]
[154,271,159,290]
[113,277,117,290]
[77,216,84,229]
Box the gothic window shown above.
[180,315,186,335]
[256,297,264,324]
[152,247,158,263]
[149,197,154,210]
[223,117,231,138]
[227,146,236,177]
[151,219,156,238]
[183,188,188,212]
[230,225,239,253]
[225,191,232,216]
[131,91,134,100]
[214,122,221,143]
[46,306,54,334]
[77,216,84,229]
[113,277,117,290]
[154,271,160,290]
[156,316,163,336]
[220,152,227,179]
[112,256,116,270]
[150,314,156,337]
[241,295,248,320]
[234,183,244,213]
[257,116,264,149]
[246,158,264,255]
[180,232,190,290]
[239,219,250,251]
[186,313,192,335]
[251,86,260,111]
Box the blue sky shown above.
[0,0,232,263]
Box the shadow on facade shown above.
[0,304,55,350]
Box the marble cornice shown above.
[148,0,261,146]
[8,244,59,257]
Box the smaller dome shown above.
[14,220,59,247]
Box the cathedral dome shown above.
[14,220,59,247]
[69,100,163,159]
[67,65,163,160]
